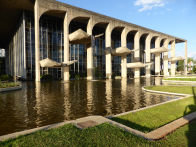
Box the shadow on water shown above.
[184,86,196,147]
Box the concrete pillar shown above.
[163,39,169,76]
[145,34,151,77]
[23,11,27,79]
[171,40,176,76]
[121,28,127,78]
[134,31,140,78]
[105,24,112,79]
[87,19,93,80]
[34,0,40,81]
[63,13,70,81]
[155,37,160,76]
[184,40,188,75]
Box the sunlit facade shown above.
[2,0,187,81]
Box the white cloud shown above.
[134,0,165,12]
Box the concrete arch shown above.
[126,30,138,50]
[39,9,66,19]
[160,38,167,47]
[92,22,109,36]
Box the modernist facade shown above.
[0,0,188,81]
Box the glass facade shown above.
[6,11,157,80]
[93,37,106,78]
[25,11,88,80]
[112,30,121,77]
[7,12,26,78]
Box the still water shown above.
[0,77,178,136]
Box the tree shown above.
[177,60,184,72]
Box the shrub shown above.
[41,74,53,81]
[75,74,80,80]
[0,74,13,81]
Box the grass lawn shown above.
[164,78,196,81]
[1,121,196,147]
[1,85,196,146]
[0,82,20,89]
[111,86,196,132]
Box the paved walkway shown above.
[1,111,196,142]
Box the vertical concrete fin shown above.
[34,0,40,81]
[63,12,70,81]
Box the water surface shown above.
[0,77,178,136]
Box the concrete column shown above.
[87,19,93,80]
[23,11,27,79]
[121,28,127,78]
[63,13,70,81]
[163,39,169,76]
[184,40,188,75]
[34,0,40,81]
[171,40,176,76]
[155,37,160,76]
[145,34,151,77]
[105,24,112,79]
[134,31,140,78]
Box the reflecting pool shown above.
[0,77,179,136]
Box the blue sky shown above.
[57,0,196,59]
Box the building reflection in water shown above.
[63,82,71,120]
[105,80,112,115]
[35,82,41,126]
[35,82,65,126]
[0,78,180,136]
[121,78,127,112]
[86,81,93,115]
[133,78,140,110]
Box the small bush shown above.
[41,74,53,81]
[0,82,20,88]
[0,74,13,81]
[75,74,81,80]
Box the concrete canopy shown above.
[40,58,78,68]
[127,62,146,68]
[150,47,168,54]
[40,58,61,68]
[111,47,133,56]
[69,29,91,44]
[168,56,184,62]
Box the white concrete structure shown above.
[0,0,187,81]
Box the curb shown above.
[142,86,191,96]
[0,85,22,93]
[162,80,196,84]
[0,121,73,142]
[113,87,191,117]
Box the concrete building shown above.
[0,0,188,81]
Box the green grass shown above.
[0,82,20,88]
[146,86,196,95]
[164,78,196,81]
[1,122,196,147]
[1,85,196,146]
[111,86,196,132]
